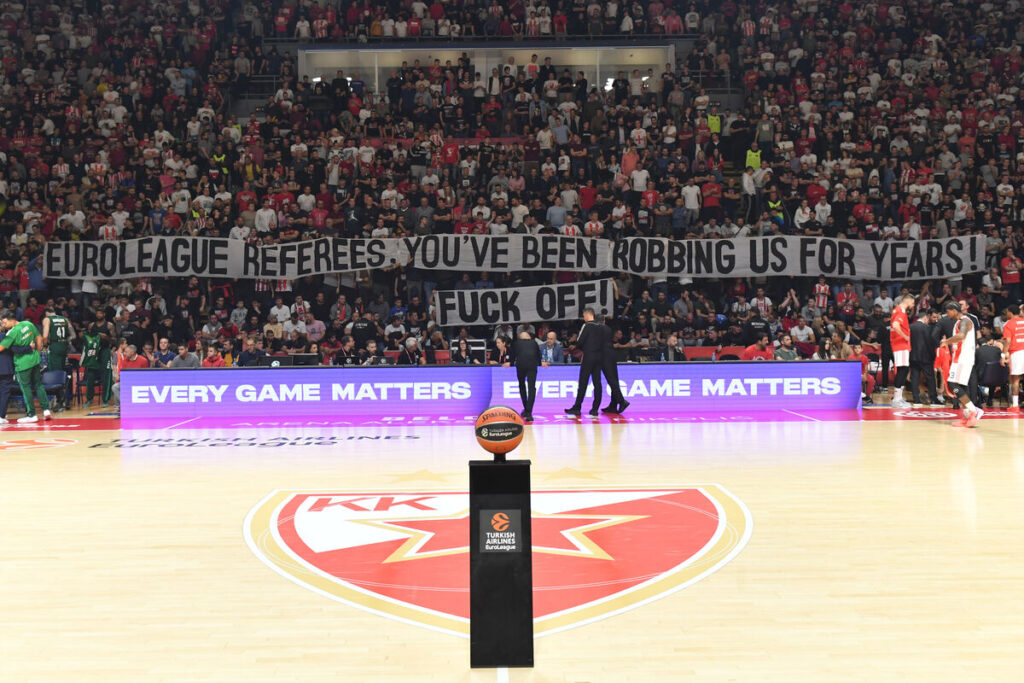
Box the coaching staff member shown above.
[512,331,541,422]
[600,317,629,414]
[566,308,603,416]
[909,311,941,406]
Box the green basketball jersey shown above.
[1,320,41,372]
[47,315,71,351]
[81,334,102,369]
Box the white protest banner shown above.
[46,235,984,281]
[432,279,614,326]
[606,235,984,279]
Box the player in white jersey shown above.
[940,301,982,427]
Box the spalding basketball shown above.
[474,406,525,455]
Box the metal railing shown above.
[257,31,699,46]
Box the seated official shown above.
[450,338,481,364]
[333,335,359,365]
[237,338,266,366]
[662,334,688,361]
[360,339,385,365]
[489,335,511,366]
[539,331,564,365]
[398,337,427,366]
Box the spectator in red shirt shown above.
[1000,247,1021,303]
[23,297,46,326]
[111,344,152,409]
[836,284,859,322]
[202,346,227,367]
[741,334,774,361]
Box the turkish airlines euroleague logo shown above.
[490,512,510,531]
[245,487,751,637]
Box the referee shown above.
[599,317,629,414]
[512,331,541,422]
[565,308,603,416]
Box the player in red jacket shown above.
[889,293,913,407]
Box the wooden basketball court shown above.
[2,409,1023,681]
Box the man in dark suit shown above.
[566,308,603,416]
[512,331,541,422]
[909,312,941,406]
[599,318,629,413]
[974,337,1004,407]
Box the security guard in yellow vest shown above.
[212,151,228,177]
[707,109,721,135]
[745,142,762,171]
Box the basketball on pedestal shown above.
[474,406,525,456]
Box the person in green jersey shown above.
[86,309,116,406]
[0,312,51,423]
[81,332,105,407]
[42,306,74,410]
[42,306,74,373]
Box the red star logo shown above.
[360,511,646,563]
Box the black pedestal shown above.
[468,459,534,668]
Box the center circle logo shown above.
[490,512,510,532]
[894,410,957,418]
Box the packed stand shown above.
[1,0,1024,410]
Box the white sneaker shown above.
[930,403,946,408]
[912,403,924,408]
[892,398,911,408]
[43,410,52,421]
[17,415,38,423]
[0,417,8,424]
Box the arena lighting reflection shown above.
[113,417,863,467]
[119,409,863,431]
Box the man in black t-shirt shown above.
[350,313,375,350]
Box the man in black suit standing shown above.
[909,311,941,406]
[512,331,541,422]
[566,308,603,416]
[599,317,629,414]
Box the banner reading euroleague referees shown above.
[120,363,862,424]
[46,235,984,281]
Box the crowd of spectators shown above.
[2,0,1024,405]
[254,0,705,42]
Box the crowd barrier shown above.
[120,361,862,424]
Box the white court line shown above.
[496,667,509,683]
[162,416,200,431]
[781,409,822,423]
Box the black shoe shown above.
[588,408,600,417]
[521,414,533,422]
[564,406,581,415]
[601,404,619,414]
[617,400,631,413]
